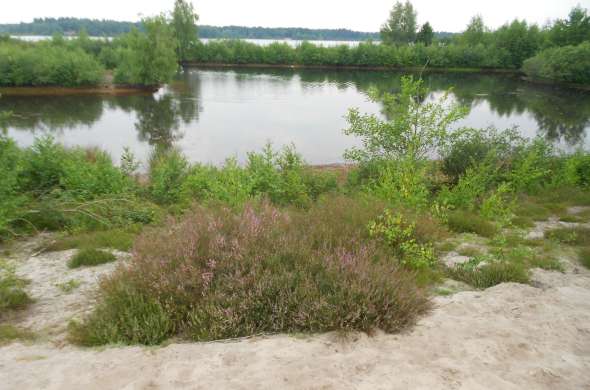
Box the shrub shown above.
[446,210,498,238]
[68,249,117,268]
[447,258,529,289]
[523,42,590,85]
[369,210,437,269]
[148,148,189,205]
[546,227,590,246]
[72,200,429,345]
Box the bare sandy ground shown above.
[1,221,590,389]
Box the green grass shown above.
[68,249,117,269]
[447,261,530,289]
[546,227,590,246]
[45,227,139,252]
[0,261,32,315]
[457,246,483,257]
[447,211,498,238]
[0,325,36,345]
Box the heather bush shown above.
[71,199,430,345]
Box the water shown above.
[11,36,365,46]
[2,67,589,167]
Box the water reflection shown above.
[1,68,588,165]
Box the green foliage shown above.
[0,40,104,87]
[547,6,590,47]
[344,76,468,164]
[68,248,117,269]
[171,0,199,60]
[114,16,178,86]
[447,258,529,289]
[523,42,590,85]
[446,210,498,238]
[369,210,436,269]
[0,260,32,314]
[461,16,488,46]
[70,281,172,346]
[148,148,189,205]
[416,22,434,46]
[546,227,590,246]
[381,1,418,45]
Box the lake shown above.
[2,67,589,168]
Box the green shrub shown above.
[523,42,590,85]
[546,227,590,246]
[68,249,117,268]
[447,259,529,289]
[0,41,104,87]
[369,210,436,269]
[447,210,498,238]
[148,148,189,205]
[72,200,429,345]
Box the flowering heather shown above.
[71,197,430,345]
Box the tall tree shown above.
[548,6,590,47]
[171,0,199,60]
[416,22,434,46]
[114,16,178,86]
[462,15,487,46]
[380,1,417,45]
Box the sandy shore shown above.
[1,220,589,389]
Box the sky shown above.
[1,0,589,33]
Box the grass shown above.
[579,247,590,269]
[0,325,36,345]
[45,227,139,252]
[447,261,530,289]
[457,246,483,257]
[70,199,431,346]
[447,210,498,238]
[56,279,81,293]
[67,249,117,269]
[546,227,590,246]
[0,261,32,315]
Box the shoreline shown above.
[182,61,522,75]
[0,85,159,97]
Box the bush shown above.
[148,148,189,205]
[68,249,117,268]
[523,42,590,85]
[0,41,104,87]
[447,258,530,289]
[71,200,429,345]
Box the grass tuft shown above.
[45,227,139,252]
[68,249,117,269]
[447,210,498,238]
[0,261,32,315]
[546,227,590,246]
[579,247,590,269]
[447,261,530,289]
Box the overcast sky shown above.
[1,0,589,32]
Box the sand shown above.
[1,222,590,389]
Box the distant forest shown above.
[0,17,456,41]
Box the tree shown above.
[494,20,542,68]
[462,15,487,46]
[548,6,590,47]
[380,1,417,45]
[171,0,199,60]
[344,76,468,164]
[416,22,434,46]
[114,16,178,86]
